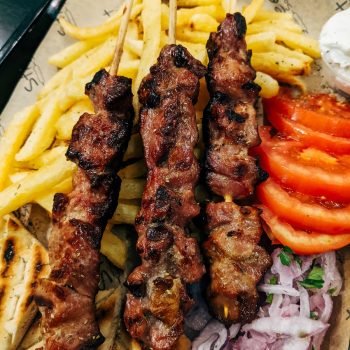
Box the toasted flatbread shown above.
[0,217,49,350]
[20,288,130,350]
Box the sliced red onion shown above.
[192,248,341,350]
[268,293,283,317]
[299,254,315,274]
[312,329,328,350]
[320,293,333,323]
[271,249,302,287]
[228,323,241,339]
[242,316,328,337]
[299,286,310,318]
[258,284,300,297]
[318,251,342,295]
[312,295,332,350]
[191,320,228,350]
[280,336,311,350]
[232,335,269,350]
[280,304,300,317]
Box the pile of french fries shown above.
[0,0,319,268]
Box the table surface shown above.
[0,0,65,112]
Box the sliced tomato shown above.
[254,127,350,202]
[267,108,350,155]
[257,177,350,234]
[259,205,350,254]
[263,90,350,138]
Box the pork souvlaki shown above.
[203,13,271,325]
[34,69,134,349]
[124,44,206,350]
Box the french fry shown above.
[133,0,161,115]
[161,4,169,30]
[0,157,76,217]
[35,196,53,213]
[118,59,140,80]
[101,225,127,269]
[56,100,94,140]
[242,0,265,24]
[255,71,280,98]
[162,5,225,30]
[178,0,221,6]
[131,339,142,350]
[189,14,219,32]
[275,29,320,58]
[247,20,303,35]
[16,146,67,170]
[176,28,209,44]
[9,170,33,184]
[251,52,306,78]
[34,178,73,213]
[273,43,313,64]
[124,133,143,161]
[39,37,112,99]
[0,104,39,191]
[74,36,117,77]
[277,74,307,93]
[119,179,145,200]
[177,6,225,26]
[222,0,237,13]
[254,9,293,22]
[125,38,143,57]
[48,37,104,68]
[118,160,147,179]
[111,203,139,225]
[58,4,143,41]
[272,44,312,74]
[246,32,276,52]
[57,75,91,112]
[16,94,62,162]
[37,66,72,99]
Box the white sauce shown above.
[319,8,350,95]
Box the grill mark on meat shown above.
[34,69,134,349]
[203,13,271,325]
[204,202,271,324]
[124,45,206,350]
[204,12,263,199]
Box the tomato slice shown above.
[257,177,350,234]
[255,127,350,202]
[259,205,350,255]
[266,107,350,155]
[263,90,350,138]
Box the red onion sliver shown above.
[269,293,283,317]
[299,286,310,318]
[258,284,300,297]
[242,316,328,337]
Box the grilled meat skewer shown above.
[124,44,206,350]
[203,13,271,325]
[34,69,134,349]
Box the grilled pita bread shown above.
[20,288,133,350]
[0,216,49,350]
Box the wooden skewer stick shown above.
[110,0,134,76]
[223,194,232,318]
[168,0,177,45]
[224,194,233,202]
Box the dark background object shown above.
[0,0,66,113]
